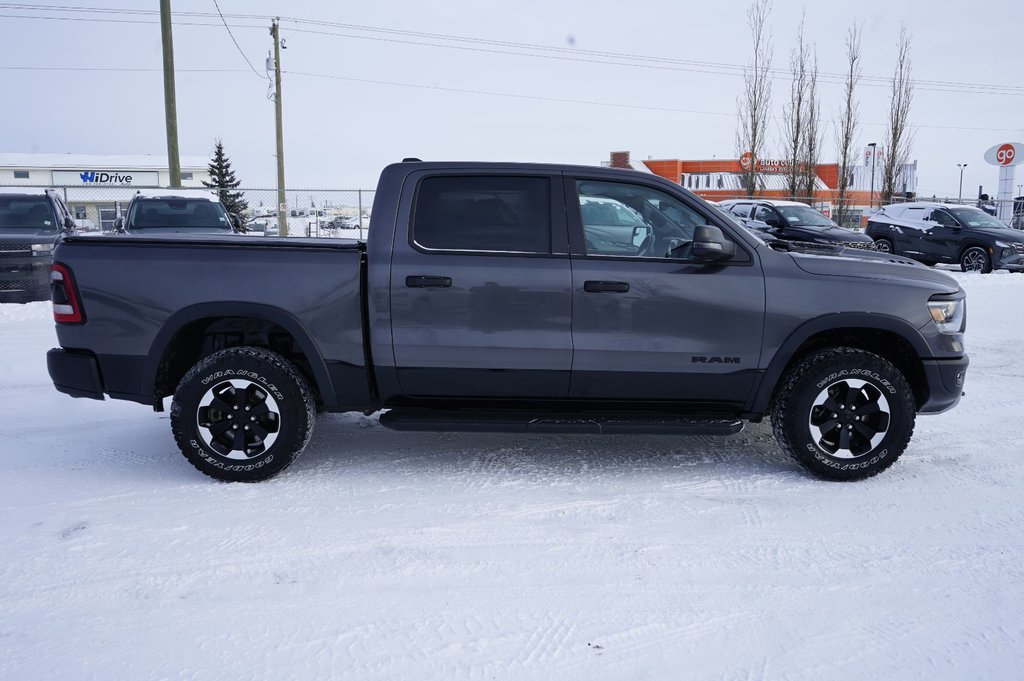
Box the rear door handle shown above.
[406,275,452,288]
[583,280,629,293]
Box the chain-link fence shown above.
[10,185,376,238]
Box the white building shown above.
[0,153,210,231]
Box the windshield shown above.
[128,198,231,231]
[947,207,1006,229]
[775,205,837,228]
[0,195,57,232]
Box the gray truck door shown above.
[389,172,572,398]
[565,176,766,404]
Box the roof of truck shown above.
[131,188,220,201]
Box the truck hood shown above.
[786,225,873,243]
[969,227,1024,242]
[788,248,960,293]
[0,229,60,242]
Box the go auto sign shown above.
[983,142,1024,167]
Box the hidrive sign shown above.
[52,170,160,186]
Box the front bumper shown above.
[919,356,969,413]
[0,254,50,302]
[47,348,105,400]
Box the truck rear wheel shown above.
[170,347,316,482]
[771,347,916,481]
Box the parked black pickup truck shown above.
[47,161,968,482]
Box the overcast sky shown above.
[2,0,1022,196]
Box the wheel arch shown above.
[144,302,337,408]
[746,314,930,417]
[957,241,991,260]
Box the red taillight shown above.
[51,263,84,324]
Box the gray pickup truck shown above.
[46,161,968,482]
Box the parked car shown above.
[719,199,876,250]
[866,202,1024,273]
[114,189,240,235]
[0,188,76,302]
[47,160,967,483]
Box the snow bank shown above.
[0,272,1022,680]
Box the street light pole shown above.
[958,163,967,202]
[868,143,877,209]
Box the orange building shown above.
[606,151,917,223]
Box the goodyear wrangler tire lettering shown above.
[170,347,316,482]
[772,347,916,481]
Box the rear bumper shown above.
[919,356,969,414]
[47,348,105,400]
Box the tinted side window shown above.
[931,210,957,227]
[576,179,716,260]
[413,176,550,253]
[754,206,775,222]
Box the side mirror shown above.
[763,217,782,229]
[63,216,76,233]
[113,217,124,232]
[231,214,243,231]
[692,224,736,262]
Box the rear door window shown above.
[412,176,551,253]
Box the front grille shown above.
[0,280,30,291]
[840,241,878,251]
[1012,243,1024,255]
[0,245,32,258]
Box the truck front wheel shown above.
[771,347,916,481]
[170,347,316,482]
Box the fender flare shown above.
[142,302,337,407]
[745,312,930,415]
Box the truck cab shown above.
[115,189,239,235]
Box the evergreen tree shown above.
[202,139,249,231]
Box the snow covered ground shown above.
[1,271,1022,680]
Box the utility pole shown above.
[159,0,181,187]
[270,18,288,236]
[957,163,967,202]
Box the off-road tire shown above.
[171,347,316,482]
[771,347,916,481]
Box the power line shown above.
[1,62,1020,133]
[1,4,1023,97]
[211,0,265,79]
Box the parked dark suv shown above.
[115,189,240,235]
[719,199,875,250]
[0,188,75,302]
[866,202,1024,273]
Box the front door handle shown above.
[584,280,629,293]
[406,275,452,288]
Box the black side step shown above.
[378,409,744,435]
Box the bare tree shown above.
[736,0,773,196]
[800,50,821,203]
[881,26,914,205]
[780,10,809,200]
[834,22,862,226]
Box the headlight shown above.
[928,299,965,334]
[994,240,1010,248]
[31,243,54,255]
